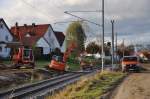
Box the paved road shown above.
[111,64,150,99]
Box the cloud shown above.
[0,0,150,44]
[64,0,90,6]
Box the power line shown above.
[64,11,102,27]
[66,10,102,13]
[54,20,84,24]
[21,0,53,19]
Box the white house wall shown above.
[36,37,50,54]
[43,47,50,55]
[36,26,60,55]
[0,20,13,58]
[36,38,49,47]
[43,26,60,49]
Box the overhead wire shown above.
[21,0,53,20]
[21,0,101,44]
[67,10,102,13]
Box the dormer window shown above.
[25,33,31,37]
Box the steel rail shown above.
[0,72,89,99]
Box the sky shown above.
[0,0,150,45]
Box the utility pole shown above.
[123,39,125,57]
[115,32,118,64]
[111,20,115,70]
[101,0,105,72]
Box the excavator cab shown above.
[49,55,65,71]
[23,48,34,62]
[12,47,35,69]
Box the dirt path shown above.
[111,64,150,99]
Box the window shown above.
[0,23,3,29]
[0,46,2,52]
[123,57,138,61]
[5,35,9,41]
[24,49,30,57]
[5,48,7,52]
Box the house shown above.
[0,18,13,58]
[11,23,65,57]
[54,31,65,52]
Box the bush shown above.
[67,54,80,71]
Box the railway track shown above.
[0,70,93,99]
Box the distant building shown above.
[54,31,65,52]
[0,18,13,58]
[11,23,65,56]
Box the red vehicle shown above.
[48,43,76,71]
[121,56,141,72]
[3,42,34,69]
[49,55,65,71]
[12,47,35,69]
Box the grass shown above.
[35,60,50,68]
[67,62,80,71]
[47,71,126,99]
[1,60,11,64]
[1,60,50,69]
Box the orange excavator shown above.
[5,42,35,69]
[12,47,35,69]
[48,43,76,71]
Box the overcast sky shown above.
[0,0,150,45]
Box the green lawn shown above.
[1,60,50,69]
[48,71,126,99]
[67,62,80,71]
[35,60,50,68]
[1,60,11,64]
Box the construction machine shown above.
[0,41,35,69]
[48,43,76,71]
[6,42,35,69]
[12,47,35,69]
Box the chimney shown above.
[15,22,18,36]
[24,24,27,28]
[15,22,18,27]
[32,23,35,27]
[31,23,36,36]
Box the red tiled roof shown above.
[11,24,50,47]
[54,31,65,46]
